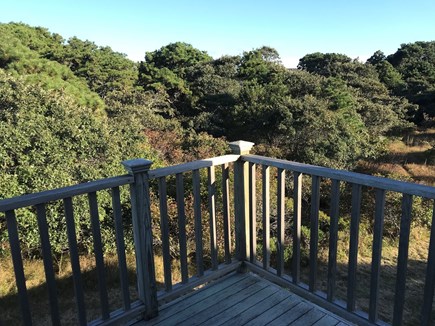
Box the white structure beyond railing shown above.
[0,141,434,326]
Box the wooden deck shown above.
[137,272,353,326]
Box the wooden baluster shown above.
[292,172,302,284]
[176,173,189,283]
[277,168,285,276]
[222,163,232,264]
[88,191,110,319]
[327,179,340,301]
[208,166,218,270]
[6,210,33,325]
[193,169,204,276]
[393,194,412,326]
[111,186,131,310]
[421,201,435,326]
[262,165,270,270]
[249,162,257,263]
[347,183,362,312]
[158,177,172,291]
[369,189,385,322]
[309,175,320,292]
[64,197,87,325]
[36,204,61,326]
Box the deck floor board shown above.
[138,272,354,326]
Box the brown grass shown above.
[358,128,435,186]
[0,253,190,325]
[308,226,431,325]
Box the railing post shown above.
[229,141,254,262]
[122,159,158,320]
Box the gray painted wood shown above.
[6,210,32,325]
[393,194,413,326]
[149,155,239,179]
[64,197,87,325]
[247,296,302,326]
[246,261,376,326]
[327,180,340,302]
[175,173,188,283]
[347,183,362,312]
[175,280,268,325]
[277,168,285,276]
[249,162,257,263]
[242,154,435,199]
[135,271,355,326]
[208,166,218,270]
[291,307,325,326]
[111,186,131,310]
[312,314,341,326]
[369,188,385,323]
[88,191,110,320]
[206,285,281,325]
[155,262,239,307]
[123,158,158,319]
[267,302,313,325]
[233,157,250,261]
[221,163,232,264]
[219,287,294,325]
[310,175,320,292]
[192,169,204,276]
[158,177,172,291]
[0,175,133,212]
[293,171,302,284]
[262,165,271,270]
[36,204,61,326]
[421,202,435,325]
[148,274,256,325]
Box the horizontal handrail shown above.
[148,154,239,179]
[0,175,133,212]
[243,154,435,199]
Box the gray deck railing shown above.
[1,141,434,325]
[0,148,242,325]
[240,153,435,326]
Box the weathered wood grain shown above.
[369,188,386,323]
[310,175,320,292]
[293,171,302,284]
[243,154,435,199]
[262,165,271,270]
[111,186,131,310]
[277,168,285,276]
[88,191,110,320]
[64,197,87,325]
[36,204,61,325]
[0,175,133,212]
[347,183,362,312]
[208,166,218,270]
[221,163,232,264]
[176,173,189,283]
[327,179,340,302]
[149,155,239,179]
[249,162,257,263]
[6,210,32,325]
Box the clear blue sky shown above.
[1,0,435,67]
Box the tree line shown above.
[1,22,434,256]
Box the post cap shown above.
[122,159,153,174]
[229,140,255,155]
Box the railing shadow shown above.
[0,257,165,325]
